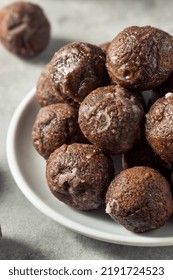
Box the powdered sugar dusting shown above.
[106,199,120,214]
[132,104,141,114]
[165,92,173,98]
[58,167,81,189]
[54,48,81,82]
[105,202,111,214]
[82,104,95,119]
[96,110,111,133]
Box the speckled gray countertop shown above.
[1,0,173,260]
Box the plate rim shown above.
[6,88,173,247]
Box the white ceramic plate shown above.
[7,88,173,246]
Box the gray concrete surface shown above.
[1,0,173,259]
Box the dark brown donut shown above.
[79,85,144,154]
[0,1,50,57]
[36,42,110,107]
[46,143,114,210]
[32,103,87,159]
[106,26,173,90]
[106,166,173,233]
